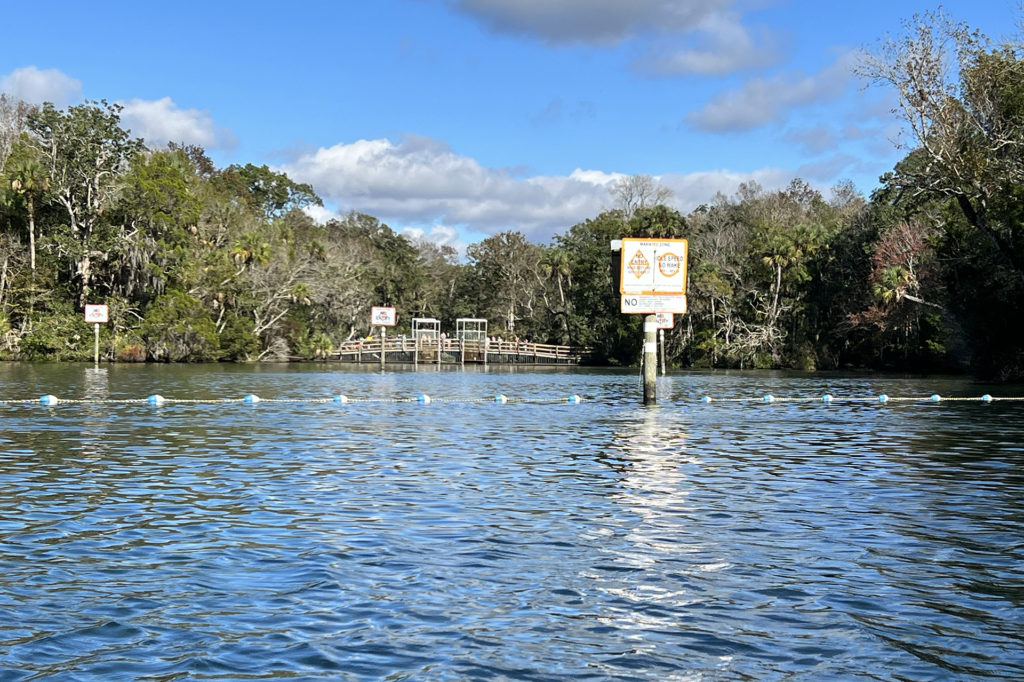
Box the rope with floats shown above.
[5,392,1022,407]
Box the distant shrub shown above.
[141,291,220,362]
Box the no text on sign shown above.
[621,295,688,314]
[84,304,109,324]
[620,237,688,295]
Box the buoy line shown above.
[4,392,1022,407]
[7,393,587,406]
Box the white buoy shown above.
[417,394,431,404]
[333,394,349,403]
[494,394,508,404]
[762,394,774,403]
[878,394,889,403]
[243,394,261,404]
[930,394,941,402]
[822,394,833,403]
[39,394,59,406]
[700,395,713,403]
[981,394,993,402]
[567,394,582,403]
[147,394,166,406]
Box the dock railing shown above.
[330,337,592,365]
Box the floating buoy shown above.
[333,394,349,403]
[930,394,941,402]
[878,394,889,403]
[762,394,774,403]
[700,395,713,403]
[417,394,431,404]
[494,394,508,404]
[147,394,166,406]
[822,394,833,403]
[243,394,261,404]
[567,394,582,403]
[39,394,59,406]
[981,394,993,402]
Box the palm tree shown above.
[7,156,49,272]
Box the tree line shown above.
[0,11,1021,378]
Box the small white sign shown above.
[84,304,109,324]
[371,306,397,327]
[621,295,687,314]
[655,312,674,329]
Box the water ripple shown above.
[0,365,1021,679]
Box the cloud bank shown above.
[0,66,82,107]
[118,97,237,149]
[282,135,807,243]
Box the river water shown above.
[0,363,1021,680]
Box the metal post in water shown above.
[660,328,666,376]
[643,314,657,405]
[380,326,386,370]
[93,323,100,367]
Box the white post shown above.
[660,328,666,375]
[93,323,100,367]
[643,315,657,405]
[380,326,386,370]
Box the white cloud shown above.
[642,11,779,75]
[687,51,861,131]
[659,167,796,211]
[118,96,236,149]
[282,135,819,243]
[0,66,82,107]
[280,136,618,242]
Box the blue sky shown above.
[0,0,1016,250]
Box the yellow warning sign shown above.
[619,238,688,295]
[628,250,650,279]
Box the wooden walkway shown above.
[330,338,592,365]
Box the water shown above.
[0,363,1021,680]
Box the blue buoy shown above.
[567,394,582,403]
[333,394,349,403]
[494,394,508,404]
[147,394,166,406]
[700,395,713,403]
[39,394,59,406]
[417,394,431,404]
[981,394,993,402]
[822,394,833,403]
[878,394,889,403]
[930,394,941,402]
[243,394,261,404]
[762,394,774,403]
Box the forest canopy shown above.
[0,10,1022,378]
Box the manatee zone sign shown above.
[619,237,688,314]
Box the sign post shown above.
[616,238,688,405]
[656,313,673,375]
[84,304,109,367]
[371,306,397,369]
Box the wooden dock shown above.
[330,338,592,365]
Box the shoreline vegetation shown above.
[1,11,1022,380]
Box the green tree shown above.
[859,10,1024,279]
[26,100,145,307]
[3,139,49,272]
